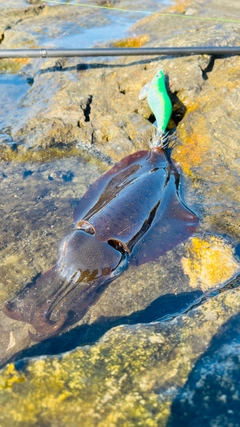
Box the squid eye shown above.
[108,238,130,255]
[76,220,95,235]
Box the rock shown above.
[181,235,240,291]
[0,285,240,426]
[0,134,13,145]
[172,55,240,241]
[26,0,43,4]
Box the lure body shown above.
[147,69,172,138]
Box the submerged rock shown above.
[0,285,240,426]
[181,236,239,291]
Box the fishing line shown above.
[41,0,240,24]
[41,0,153,14]
[45,10,102,46]
[1,1,239,58]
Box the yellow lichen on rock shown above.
[0,58,30,73]
[1,285,240,425]
[181,236,240,291]
[0,364,25,389]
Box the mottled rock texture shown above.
[0,0,240,425]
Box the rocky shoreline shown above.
[0,0,240,425]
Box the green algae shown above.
[0,146,80,163]
[0,145,110,171]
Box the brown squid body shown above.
[3,148,198,340]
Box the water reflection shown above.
[0,74,31,125]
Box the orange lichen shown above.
[181,236,240,291]
[10,58,30,65]
[112,34,150,48]
[173,112,211,175]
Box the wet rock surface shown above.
[0,0,240,425]
[1,286,240,426]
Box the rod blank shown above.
[0,46,240,58]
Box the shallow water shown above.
[0,156,100,304]
[0,153,201,354]
[45,17,140,49]
[0,0,172,132]
[0,0,178,346]
[0,75,32,128]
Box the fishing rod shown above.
[0,46,240,58]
